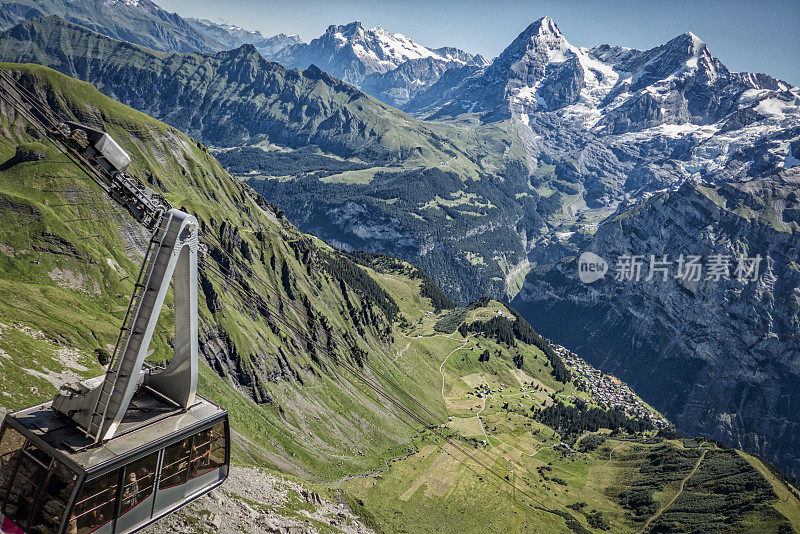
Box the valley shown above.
[2,62,797,532]
[0,1,798,531]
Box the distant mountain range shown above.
[0,16,464,160]
[270,21,488,107]
[0,15,534,303]
[411,15,788,119]
[185,17,302,56]
[0,0,219,52]
[0,0,490,109]
[0,0,300,55]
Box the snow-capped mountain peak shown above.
[531,15,562,38]
[503,16,570,62]
[273,20,485,96]
[406,16,798,179]
[320,21,474,73]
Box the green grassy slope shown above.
[0,62,435,479]
[0,63,796,533]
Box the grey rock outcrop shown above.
[514,172,800,476]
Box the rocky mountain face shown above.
[185,17,302,56]
[360,56,482,108]
[409,16,794,125]
[513,173,800,477]
[407,17,799,197]
[0,0,221,52]
[270,21,487,107]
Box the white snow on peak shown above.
[537,16,561,37]
[508,20,621,125]
[686,32,705,54]
[329,22,474,71]
[755,96,799,116]
[222,24,259,35]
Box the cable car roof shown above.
[5,390,225,474]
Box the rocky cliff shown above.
[514,173,800,476]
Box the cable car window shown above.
[208,422,227,473]
[72,470,118,534]
[25,445,52,468]
[188,428,211,480]
[3,443,51,532]
[189,422,226,480]
[120,451,158,516]
[0,426,26,505]
[159,438,191,489]
[29,461,77,534]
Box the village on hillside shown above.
[554,346,670,428]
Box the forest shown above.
[459,310,571,383]
[216,146,370,176]
[532,398,655,439]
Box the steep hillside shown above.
[0,62,436,479]
[1,63,798,533]
[0,0,220,52]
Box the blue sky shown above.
[158,0,800,85]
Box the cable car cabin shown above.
[64,122,131,174]
[0,391,229,534]
[0,207,219,534]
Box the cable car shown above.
[64,121,131,174]
[0,393,228,534]
[0,208,229,533]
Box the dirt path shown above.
[473,392,554,458]
[439,334,475,397]
[390,340,413,362]
[476,397,492,447]
[638,450,707,533]
[604,443,626,466]
[494,434,554,458]
[392,310,476,363]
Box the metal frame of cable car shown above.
[0,67,230,534]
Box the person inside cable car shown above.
[190,429,212,477]
[122,472,139,512]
